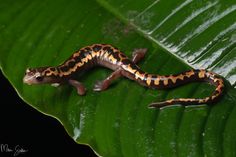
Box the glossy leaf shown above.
[0,0,235,157]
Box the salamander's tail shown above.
[149,69,224,108]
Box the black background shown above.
[0,71,97,157]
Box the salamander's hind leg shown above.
[93,69,122,91]
[132,48,147,63]
[93,48,148,92]
[68,79,86,95]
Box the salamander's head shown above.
[23,67,57,85]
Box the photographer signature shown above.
[1,144,28,156]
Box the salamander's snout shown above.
[23,68,44,85]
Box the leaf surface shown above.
[0,0,235,156]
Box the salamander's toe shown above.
[93,80,108,92]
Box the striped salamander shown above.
[23,44,224,108]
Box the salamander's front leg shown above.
[68,79,86,95]
[93,48,147,92]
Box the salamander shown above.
[23,44,224,108]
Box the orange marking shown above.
[169,76,176,84]
[44,69,56,76]
[60,53,95,76]
[96,51,101,57]
[146,74,152,86]
[108,54,117,63]
[135,71,145,80]
[154,77,160,85]
[72,50,80,57]
[169,74,184,84]
[198,70,205,78]
[198,99,205,103]
[205,97,210,101]
[211,95,217,100]
[87,54,92,60]
[52,70,59,76]
[166,99,174,104]
[82,53,93,64]
[163,78,169,85]
[186,70,195,78]
[177,74,185,80]
[77,62,84,67]
[103,52,109,58]
[91,51,97,57]
[60,66,75,76]
[82,57,88,63]
[123,64,137,75]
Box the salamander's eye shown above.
[36,76,43,82]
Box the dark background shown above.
[0,70,97,157]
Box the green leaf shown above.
[0,0,236,157]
